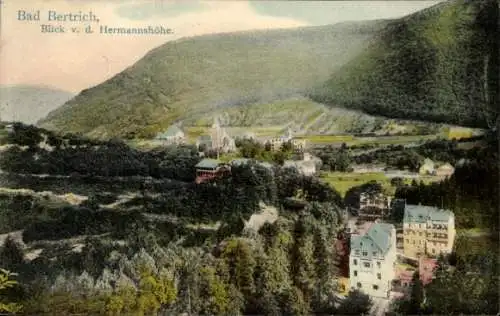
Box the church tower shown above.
[211,116,221,157]
[286,126,293,140]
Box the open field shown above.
[299,134,442,146]
[319,171,442,197]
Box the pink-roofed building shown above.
[391,257,438,298]
[419,257,437,285]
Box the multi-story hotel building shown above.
[403,205,456,259]
[349,222,397,298]
[358,191,392,220]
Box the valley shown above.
[0,0,498,314]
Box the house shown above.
[230,158,252,166]
[392,256,438,298]
[435,163,455,177]
[196,117,236,154]
[403,205,456,259]
[418,257,437,286]
[349,222,397,298]
[155,124,185,145]
[265,127,307,152]
[283,152,317,176]
[359,191,392,220]
[195,159,231,184]
[418,158,435,175]
[4,123,13,134]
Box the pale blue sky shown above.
[3,0,444,92]
[115,1,444,25]
[249,1,444,25]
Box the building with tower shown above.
[196,117,236,155]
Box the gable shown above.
[350,222,393,258]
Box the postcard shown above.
[0,0,498,315]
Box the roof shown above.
[156,125,183,139]
[404,205,454,223]
[437,163,454,170]
[195,159,222,169]
[423,158,434,165]
[231,158,251,166]
[350,222,394,256]
[258,162,274,169]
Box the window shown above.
[353,259,358,265]
[362,251,368,256]
[412,240,415,244]
[373,285,379,290]
[363,262,370,268]
[377,273,381,280]
[357,282,362,288]
[354,271,357,276]
[372,251,377,256]
[432,248,436,254]
[377,262,381,268]
[405,239,409,243]
[419,232,423,236]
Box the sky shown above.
[0,0,442,94]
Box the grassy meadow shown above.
[319,171,442,197]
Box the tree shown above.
[336,289,373,315]
[396,271,424,315]
[311,227,337,314]
[198,266,232,315]
[0,269,22,314]
[221,238,256,299]
[390,177,405,187]
[0,236,24,271]
[290,215,316,306]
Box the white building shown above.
[154,124,185,145]
[349,222,397,298]
[283,152,318,176]
[266,127,307,151]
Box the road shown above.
[370,297,391,316]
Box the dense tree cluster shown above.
[312,144,352,172]
[350,138,487,171]
[395,142,498,229]
[310,0,498,128]
[391,248,498,315]
[0,192,349,315]
[0,123,201,181]
[0,147,350,315]
[234,138,294,165]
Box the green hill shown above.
[37,21,388,139]
[311,0,498,128]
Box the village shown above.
[152,118,461,310]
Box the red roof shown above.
[419,257,437,285]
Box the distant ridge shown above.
[38,20,388,139]
[0,85,74,124]
[310,0,495,128]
